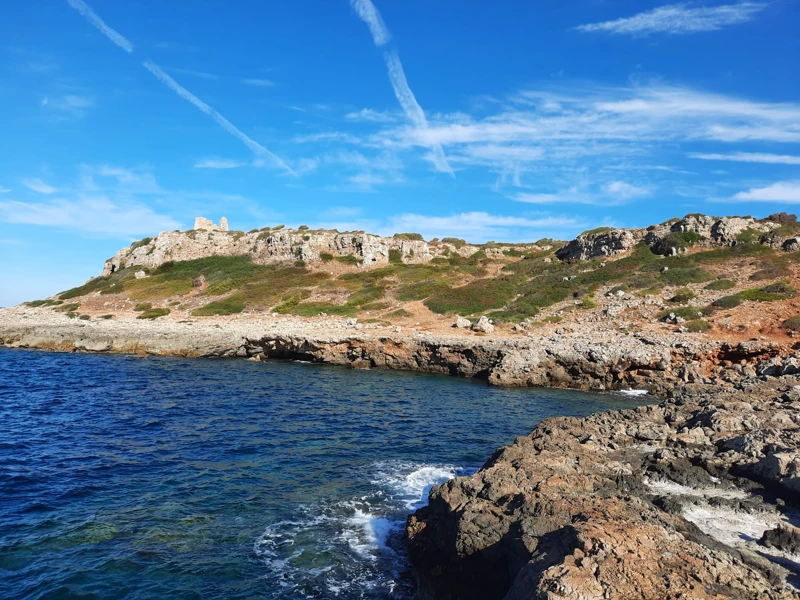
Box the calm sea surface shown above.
[0,348,647,599]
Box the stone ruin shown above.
[194,216,229,232]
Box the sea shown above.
[0,348,648,599]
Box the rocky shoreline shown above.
[0,306,792,395]
[407,376,800,599]
[3,307,800,597]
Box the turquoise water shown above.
[0,348,647,599]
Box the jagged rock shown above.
[471,316,494,333]
[344,318,358,329]
[453,316,471,329]
[408,376,800,599]
[758,356,800,377]
[555,228,644,261]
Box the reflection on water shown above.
[0,348,648,598]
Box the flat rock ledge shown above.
[0,307,788,396]
[407,375,800,599]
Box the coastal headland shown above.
[3,212,800,597]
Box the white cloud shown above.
[689,152,800,165]
[732,181,800,203]
[0,187,10,193]
[575,3,766,36]
[242,78,274,87]
[143,60,295,176]
[194,158,248,169]
[0,196,179,235]
[166,66,218,80]
[66,0,134,52]
[603,181,651,199]
[346,108,397,123]
[349,0,391,46]
[23,178,58,194]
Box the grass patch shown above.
[684,319,711,332]
[442,237,466,249]
[60,276,114,300]
[580,226,613,236]
[24,299,61,307]
[386,308,412,319]
[424,278,517,315]
[393,232,424,241]
[136,308,170,320]
[133,302,152,312]
[705,279,735,291]
[336,254,362,266]
[782,315,800,331]
[320,252,334,262]
[388,249,403,264]
[99,314,114,320]
[192,294,245,316]
[750,266,793,281]
[660,267,713,285]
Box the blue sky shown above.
[1,0,799,305]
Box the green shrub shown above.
[55,302,81,313]
[470,250,488,260]
[580,226,613,236]
[24,299,60,307]
[660,267,713,285]
[60,276,114,300]
[657,306,703,321]
[133,302,152,312]
[298,225,309,231]
[713,294,742,309]
[705,279,735,291]
[99,314,114,320]
[782,315,800,331]
[386,308,412,319]
[130,237,152,251]
[740,281,797,302]
[503,248,523,257]
[294,260,306,268]
[192,295,245,316]
[136,308,170,319]
[78,314,91,320]
[684,319,711,332]
[442,237,466,249]
[320,252,334,262]
[388,249,403,264]
[750,266,793,281]
[393,232,424,241]
[735,228,760,244]
[670,288,697,303]
[336,254,362,266]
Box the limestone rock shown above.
[471,316,494,333]
[555,228,645,261]
[453,316,471,329]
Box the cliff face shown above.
[406,376,800,599]
[101,228,527,276]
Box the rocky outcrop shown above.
[556,215,782,262]
[101,228,539,276]
[555,228,645,261]
[407,376,800,599]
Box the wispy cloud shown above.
[66,0,134,52]
[349,0,391,46]
[346,108,397,123]
[0,187,10,194]
[349,0,453,175]
[242,78,274,87]
[603,181,652,199]
[575,2,766,36]
[66,0,293,176]
[23,178,58,194]
[194,158,248,169]
[690,152,800,165]
[732,181,800,203]
[143,61,295,175]
[40,95,94,119]
[166,66,218,80]
[0,197,179,235]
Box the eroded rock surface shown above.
[407,377,800,599]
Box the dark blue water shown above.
[0,348,648,599]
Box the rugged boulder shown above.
[555,228,645,261]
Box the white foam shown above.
[344,509,398,558]
[371,461,472,510]
[644,478,747,500]
[618,389,650,396]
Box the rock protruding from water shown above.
[407,376,800,599]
